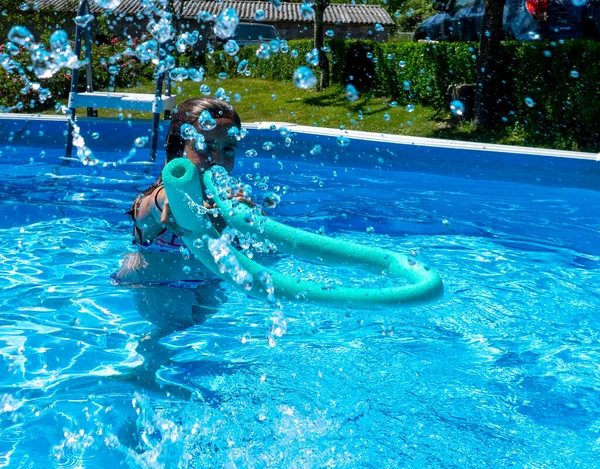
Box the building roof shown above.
[35,0,395,26]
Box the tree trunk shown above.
[474,0,507,127]
[313,0,330,90]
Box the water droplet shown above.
[336,136,350,147]
[256,43,271,60]
[199,110,217,131]
[169,67,189,81]
[450,99,465,116]
[134,136,148,148]
[234,93,241,102]
[406,104,415,112]
[269,0,282,9]
[200,84,211,95]
[91,132,100,139]
[306,48,319,66]
[74,13,94,27]
[310,144,321,155]
[262,192,280,208]
[571,0,586,6]
[299,3,314,20]
[254,9,265,21]
[543,50,552,57]
[279,40,289,53]
[383,113,390,121]
[442,219,451,227]
[271,94,277,100]
[182,265,192,274]
[19,3,30,10]
[218,72,227,80]
[8,26,34,47]
[188,67,205,82]
[345,84,359,102]
[269,39,281,53]
[375,23,384,32]
[326,29,334,37]
[224,39,239,56]
[214,7,239,39]
[398,60,406,68]
[148,17,175,43]
[95,0,121,9]
[524,97,535,107]
[293,66,317,89]
[403,80,411,91]
[236,59,249,75]
[366,226,375,234]
[38,87,52,102]
[291,49,298,59]
[155,55,176,75]
[135,39,158,62]
[570,70,579,79]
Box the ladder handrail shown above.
[66,0,175,161]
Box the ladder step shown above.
[68,92,177,113]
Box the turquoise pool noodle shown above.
[162,159,443,306]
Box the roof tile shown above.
[36,0,394,26]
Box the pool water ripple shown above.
[1,148,599,467]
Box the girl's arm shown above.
[130,186,167,245]
[131,186,192,245]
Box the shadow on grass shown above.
[296,90,390,117]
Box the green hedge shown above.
[202,39,599,151]
[1,37,598,150]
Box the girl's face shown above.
[183,116,238,174]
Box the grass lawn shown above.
[78,77,532,149]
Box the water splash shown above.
[293,66,317,89]
[345,84,359,102]
[214,8,239,40]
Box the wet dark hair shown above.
[165,97,241,163]
[143,97,241,196]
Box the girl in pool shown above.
[115,97,258,397]
[117,96,246,286]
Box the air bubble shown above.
[336,136,350,147]
[293,66,317,89]
[306,48,319,66]
[345,84,359,102]
[450,100,465,116]
[224,40,240,56]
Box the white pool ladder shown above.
[65,0,175,160]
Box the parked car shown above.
[212,23,281,47]
[233,23,281,46]
[414,0,589,41]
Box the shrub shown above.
[200,38,599,150]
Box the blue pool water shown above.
[1,119,599,468]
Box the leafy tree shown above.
[474,0,507,126]
[314,0,331,90]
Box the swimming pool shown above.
[1,116,599,468]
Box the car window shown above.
[450,0,477,11]
[235,24,278,40]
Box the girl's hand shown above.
[227,186,258,208]
[159,196,194,237]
